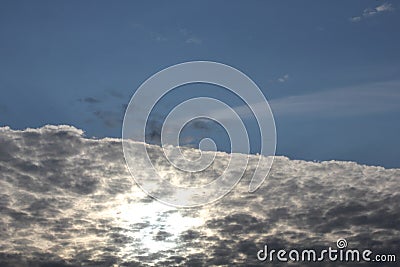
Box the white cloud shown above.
[278,74,289,83]
[376,2,394,12]
[0,125,399,265]
[350,2,394,22]
[350,16,362,22]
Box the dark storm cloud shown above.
[0,125,399,266]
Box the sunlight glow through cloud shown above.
[0,125,399,265]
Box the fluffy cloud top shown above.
[0,125,399,266]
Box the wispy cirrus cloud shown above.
[203,80,400,120]
[132,23,168,42]
[350,2,394,22]
[270,80,400,117]
[185,37,202,45]
[277,74,289,83]
[180,28,202,45]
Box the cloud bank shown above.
[0,125,399,266]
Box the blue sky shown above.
[0,0,399,167]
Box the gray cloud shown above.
[0,125,399,266]
[93,110,122,128]
[80,97,101,104]
[108,89,125,99]
[145,118,162,144]
[191,118,212,130]
[79,91,128,129]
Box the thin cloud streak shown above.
[350,2,394,22]
[270,81,400,117]
[195,81,400,120]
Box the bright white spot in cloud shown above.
[376,2,394,12]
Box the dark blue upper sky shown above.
[0,0,399,167]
